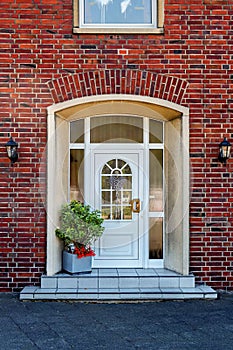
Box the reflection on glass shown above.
[122,190,132,203]
[102,164,111,174]
[102,176,111,189]
[102,207,110,220]
[90,116,143,143]
[149,119,163,143]
[117,159,126,169]
[70,150,84,202]
[122,164,131,174]
[112,206,122,220]
[123,206,132,220]
[102,191,111,204]
[70,119,84,143]
[112,191,118,204]
[108,159,116,168]
[149,149,163,211]
[149,218,163,259]
[84,0,152,25]
[122,176,132,189]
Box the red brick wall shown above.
[0,0,232,292]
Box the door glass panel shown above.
[108,159,116,168]
[122,190,132,203]
[102,164,112,174]
[149,119,163,143]
[102,191,111,204]
[149,218,163,259]
[101,158,132,220]
[102,176,111,189]
[122,176,132,189]
[90,116,143,143]
[112,206,122,220]
[70,150,84,202]
[149,149,163,211]
[112,191,118,204]
[102,206,110,220]
[122,164,131,174]
[70,119,84,143]
[123,206,132,220]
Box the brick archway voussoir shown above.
[47,70,189,106]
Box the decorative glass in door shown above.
[101,159,132,221]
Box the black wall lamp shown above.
[5,137,18,164]
[218,137,231,165]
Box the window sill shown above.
[73,27,164,35]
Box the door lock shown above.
[130,199,140,213]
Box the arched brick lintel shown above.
[47,70,189,106]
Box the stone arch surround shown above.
[47,70,189,105]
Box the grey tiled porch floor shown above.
[20,268,218,301]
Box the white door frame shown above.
[82,117,164,269]
[87,146,145,268]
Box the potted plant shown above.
[55,200,104,274]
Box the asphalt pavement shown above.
[0,292,233,350]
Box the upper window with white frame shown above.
[73,0,164,34]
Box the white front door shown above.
[90,149,144,268]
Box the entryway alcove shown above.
[46,95,190,277]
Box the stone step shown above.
[19,268,218,301]
[40,268,196,290]
[20,285,217,301]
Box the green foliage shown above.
[55,200,104,247]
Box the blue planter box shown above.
[62,251,92,274]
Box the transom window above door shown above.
[70,116,163,144]
[73,0,164,33]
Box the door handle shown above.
[130,199,140,213]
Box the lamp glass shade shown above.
[219,138,231,163]
[5,137,18,163]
